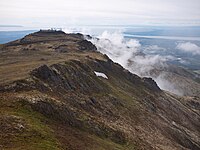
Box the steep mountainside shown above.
[0,30,199,150]
[148,64,200,96]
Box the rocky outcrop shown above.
[142,77,161,92]
[30,62,106,94]
[77,40,97,51]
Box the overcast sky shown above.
[0,0,200,27]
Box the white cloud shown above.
[89,31,175,76]
[176,42,200,55]
[89,31,183,95]
[155,73,184,96]
[143,45,166,54]
[144,45,166,51]
[130,55,172,76]
[90,31,140,68]
[0,0,200,26]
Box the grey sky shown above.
[0,0,200,26]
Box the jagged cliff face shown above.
[0,31,200,150]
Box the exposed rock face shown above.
[143,77,161,92]
[78,40,97,51]
[30,62,105,93]
[0,31,199,150]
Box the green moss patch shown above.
[0,100,62,150]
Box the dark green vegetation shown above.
[0,30,200,150]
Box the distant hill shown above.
[0,25,23,27]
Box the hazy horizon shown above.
[1,0,200,27]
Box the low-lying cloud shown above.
[90,31,140,68]
[176,42,200,55]
[143,45,166,54]
[89,31,183,95]
[155,73,184,96]
[89,31,172,76]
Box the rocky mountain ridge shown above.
[0,30,199,150]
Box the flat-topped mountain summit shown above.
[0,31,199,150]
[2,30,96,53]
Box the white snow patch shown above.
[172,121,176,126]
[94,71,108,79]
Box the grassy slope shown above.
[0,49,138,149]
[0,91,136,150]
[1,40,136,149]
